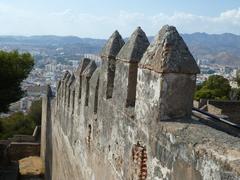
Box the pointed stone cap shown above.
[57,80,61,90]
[82,60,97,78]
[70,78,76,91]
[75,58,91,77]
[64,73,71,84]
[139,25,200,74]
[117,27,149,63]
[67,74,75,87]
[101,31,125,58]
[46,84,52,97]
[90,68,100,85]
[62,71,70,80]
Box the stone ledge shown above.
[156,120,240,177]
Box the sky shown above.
[0,0,240,38]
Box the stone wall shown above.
[207,100,240,123]
[41,25,240,180]
[193,99,240,123]
[7,142,40,161]
[0,125,41,165]
[41,85,53,179]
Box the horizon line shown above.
[0,31,239,39]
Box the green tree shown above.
[195,75,231,100]
[28,99,42,125]
[0,99,42,140]
[236,71,240,87]
[0,112,35,140]
[0,50,34,112]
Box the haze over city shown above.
[0,0,240,38]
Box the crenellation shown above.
[63,72,71,107]
[101,30,125,59]
[135,25,199,122]
[56,80,61,92]
[61,71,70,101]
[82,60,97,106]
[67,74,75,108]
[56,80,61,106]
[75,58,92,76]
[74,58,91,114]
[139,25,200,74]
[66,75,76,141]
[94,76,99,114]
[41,25,240,180]
[71,90,75,114]
[101,31,125,99]
[76,60,98,149]
[89,68,100,114]
[62,70,70,80]
[59,72,70,129]
[114,27,149,108]
[62,73,72,135]
[58,81,65,127]
[116,27,149,63]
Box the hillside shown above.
[182,33,240,66]
[0,33,240,66]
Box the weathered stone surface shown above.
[101,31,125,58]
[75,58,91,77]
[74,58,91,113]
[159,73,196,120]
[117,27,149,63]
[82,60,97,78]
[56,81,61,91]
[67,74,75,87]
[90,68,100,88]
[40,86,53,179]
[63,73,71,83]
[62,70,70,80]
[41,26,240,180]
[88,68,100,115]
[112,60,130,107]
[156,121,240,179]
[139,25,200,74]
[113,27,149,108]
[46,85,52,97]
[135,25,198,121]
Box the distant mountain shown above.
[0,35,106,56]
[0,35,106,46]
[182,33,240,66]
[0,33,240,66]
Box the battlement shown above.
[41,25,240,180]
[56,25,199,121]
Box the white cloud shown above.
[218,8,240,25]
[0,3,239,38]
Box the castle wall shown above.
[40,86,53,179]
[207,100,240,123]
[40,95,48,162]
[7,142,40,161]
[41,26,240,180]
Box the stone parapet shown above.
[41,25,240,180]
